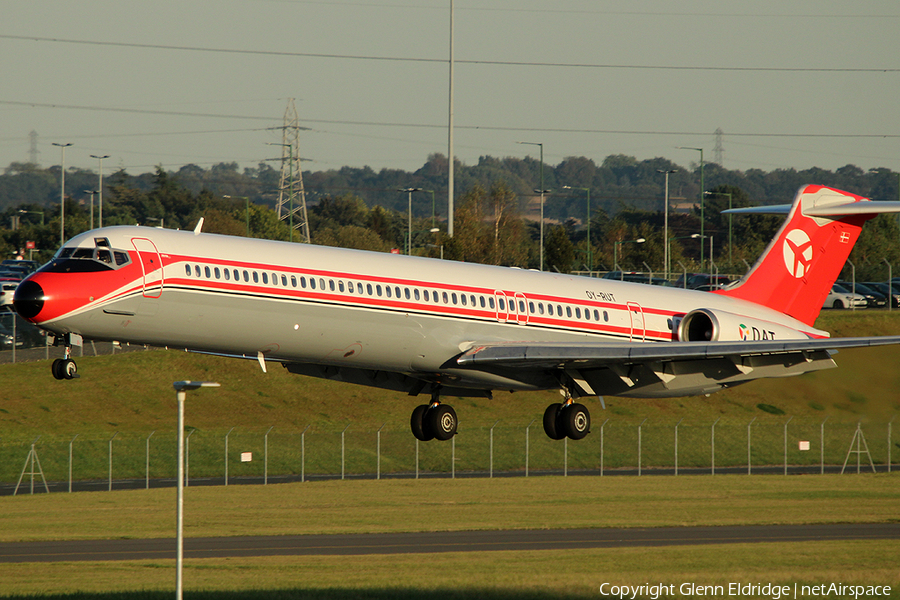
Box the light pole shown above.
[668,234,701,282]
[517,141,546,271]
[657,169,677,279]
[174,380,219,600]
[52,142,72,246]
[613,238,646,274]
[18,210,45,226]
[90,154,109,228]
[223,195,250,236]
[398,187,422,255]
[563,186,592,272]
[679,147,704,269]
[705,191,733,269]
[83,190,98,230]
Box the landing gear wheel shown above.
[61,358,78,380]
[543,403,565,440]
[427,404,458,441]
[410,404,434,442]
[558,403,591,440]
[51,358,64,380]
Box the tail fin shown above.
[717,184,900,326]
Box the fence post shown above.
[711,418,720,475]
[784,416,793,475]
[146,431,155,489]
[264,426,274,485]
[341,424,351,480]
[889,416,895,474]
[490,420,500,478]
[820,417,829,475]
[68,434,79,493]
[564,437,568,477]
[108,432,118,492]
[452,435,456,479]
[415,438,419,480]
[377,423,385,480]
[638,419,647,476]
[301,425,309,482]
[600,419,608,476]
[674,418,682,476]
[224,426,235,486]
[525,418,535,477]
[747,417,756,475]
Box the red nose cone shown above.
[13,279,45,320]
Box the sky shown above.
[1,0,898,178]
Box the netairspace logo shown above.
[597,582,892,599]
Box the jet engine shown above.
[677,308,806,342]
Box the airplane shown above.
[13,184,900,442]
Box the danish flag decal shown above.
[782,229,813,278]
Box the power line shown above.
[2,35,897,73]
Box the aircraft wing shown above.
[456,336,900,398]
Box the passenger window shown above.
[253,272,259,283]
[538,303,544,315]
[358,283,364,294]
[385,286,391,298]
[376,285,383,297]
[319,278,325,289]
[395,287,402,298]
[529,302,535,314]
[519,300,526,313]
[243,270,250,283]
[499,298,505,310]
[291,276,297,287]
[367,284,373,295]
[603,311,609,322]
[414,289,420,301]
[262,273,268,284]
[461,294,467,306]
[405,288,411,300]
[282,275,288,286]
[185,265,191,276]
[338,281,344,292]
[442,292,449,304]
[451,293,457,305]
[575,307,581,319]
[594,310,600,321]
[479,296,485,308]
[330,280,336,292]
[548,305,554,316]
[214,267,221,279]
[234,269,240,281]
[224,269,230,281]
[566,306,572,318]
[557,305,563,315]
[204,266,211,278]
[489,297,495,309]
[195,265,201,277]
[310,278,316,290]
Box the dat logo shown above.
[782,229,813,278]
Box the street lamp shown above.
[173,380,219,600]
[83,190,98,230]
[679,147,704,268]
[90,154,110,228]
[705,191,733,268]
[52,142,73,246]
[223,195,250,236]
[657,169,677,279]
[613,238,646,275]
[563,185,592,272]
[18,210,45,226]
[398,187,423,255]
[517,141,546,271]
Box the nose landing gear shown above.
[50,334,80,380]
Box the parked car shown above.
[601,271,671,286]
[863,282,900,308]
[673,273,732,290]
[823,284,867,309]
[0,282,17,307]
[836,281,887,308]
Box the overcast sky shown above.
[1,0,898,178]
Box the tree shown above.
[544,225,576,272]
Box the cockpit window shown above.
[44,238,132,273]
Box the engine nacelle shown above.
[677,308,804,342]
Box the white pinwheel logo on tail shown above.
[783,229,813,278]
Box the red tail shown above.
[717,185,887,326]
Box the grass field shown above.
[1,476,899,597]
[1,312,899,598]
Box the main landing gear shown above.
[542,400,590,441]
[410,390,458,442]
[51,335,79,380]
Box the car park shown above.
[823,283,867,309]
[863,282,900,308]
[0,282,17,307]
[836,281,887,308]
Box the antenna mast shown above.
[276,99,310,243]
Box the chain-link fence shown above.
[2,418,896,495]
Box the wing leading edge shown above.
[457,336,900,399]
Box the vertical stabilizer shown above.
[717,185,883,326]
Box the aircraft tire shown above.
[61,358,78,380]
[427,404,457,441]
[543,403,565,440]
[51,358,64,380]
[410,404,434,442]
[558,403,590,440]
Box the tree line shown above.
[1,155,899,281]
